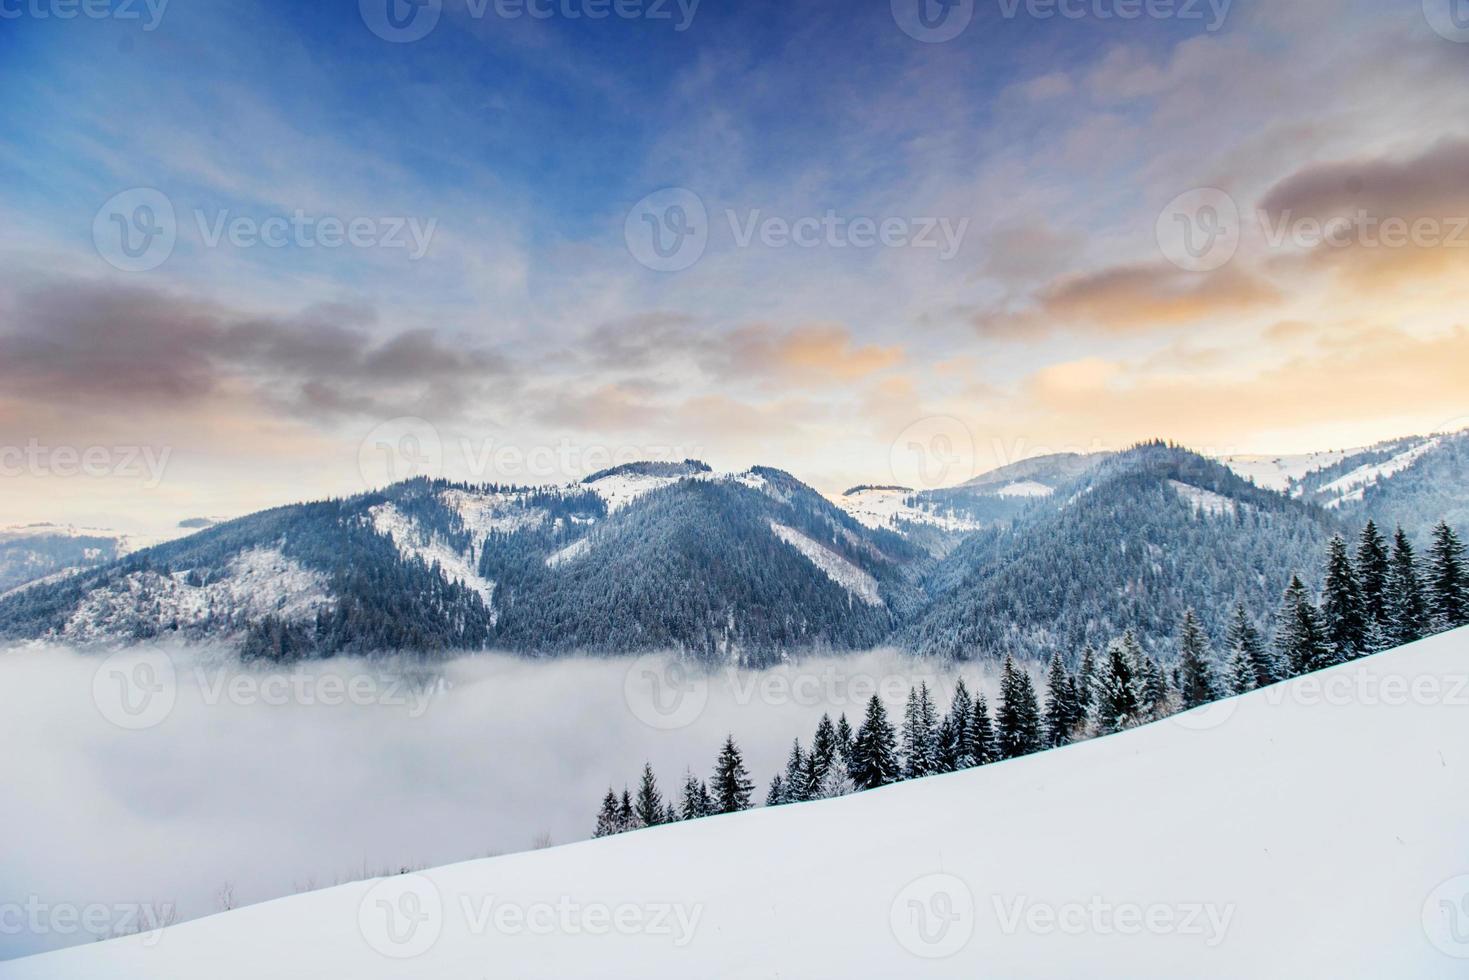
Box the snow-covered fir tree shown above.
[996,656,1042,759]
[1226,601,1277,687]
[711,735,754,814]
[1427,521,1467,630]
[805,714,839,798]
[1275,576,1332,675]
[1177,609,1218,709]
[1091,639,1142,735]
[900,682,940,778]
[970,694,996,765]
[593,789,620,838]
[1076,645,1098,715]
[679,772,711,820]
[941,678,976,768]
[1225,644,1257,695]
[1355,520,1391,630]
[617,788,635,833]
[765,774,785,807]
[634,763,664,828]
[1043,652,1081,747]
[1320,535,1366,660]
[850,694,900,789]
[781,740,807,804]
[1386,527,1428,646]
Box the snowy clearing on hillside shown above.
[1168,480,1241,518]
[768,521,883,606]
[370,503,496,606]
[544,537,592,567]
[835,487,985,533]
[995,479,1054,498]
[583,473,683,512]
[439,490,546,537]
[8,628,1467,978]
[1215,449,1359,491]
[60,548,330,642]
[1317,438,1440,508]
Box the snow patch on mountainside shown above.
[544,537,592,568]
[768,522,882,606]
[439,490,546,537]
[1214,449,1358,491]
[583,473,682,512]
[60,548,330,642]
[370,504,496,607]
[995,479,1054,498]
[835,487,985,533]
[1316,437,1440,509]
[1168,480,1240,518]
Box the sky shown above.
[2,0,1468,531]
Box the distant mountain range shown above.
[2,432,1464,663]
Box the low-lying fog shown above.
[0,641,1000,959]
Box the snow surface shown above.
[582,473,685,512]
[1168,480,1241,518]
[369,504,497,606]
[768,522,883,606]
[1213,449,1359,491]
[544,537,592,568]
[994,479,1054,498]
[1316,437,1440,509]
[10,627,1467,978]
[438,489,546,536]
[834,487,985,533]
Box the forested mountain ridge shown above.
[1,432,1463,663]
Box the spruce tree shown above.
[633,762,664,828]
[1226,602,1277,687]
[782,740,808,804]
[1043,652,1080,747]
[1139,653,1171,719]
[711,735,753,814]
[944,678,976,769]
[900,682,939,779]
[1225,645,1257,695]
[1275,576,1331,675]
[679,772,709,820]
[664,802,679,824]
[834,714,855,774]
[1177,609,1218,709]
[996,656,1042,759]
[851,694,900,789]
[593,788,620,838]
[1386,527,1428,646]
[1427,522,1468,630]
[1092,641,1142,735]
[1076,645,1098,715]
[617,788,635,833]
[1320,535,1366,659]
[765,774,785,807]
[970,694,996,765]
[1355,520,1391,629]
[806,714,838,797]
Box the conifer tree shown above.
[1387,527,1428,646]
[1225,645,1257,695]
[593,788,620,838]
[1177,609,1218,709]
[679,772,709,821]
[1427,521,1467,630]
[901,682,939,778]
[782,740,808,804]
[1139,653,1171,719]
[806,714,838,797]
[664,802,680,824]
[765,774,785,807]
[711,735,753,814]
[617,788,635,833]
[970,694,996,765]
[834,713,855,775]
[943,678,976,769]
[1275,576,1331,675]
[996,655,1043,759]
[1356,520,1391,628]
[633,762,664,828]
[1043,652,1080,747]
[1092,641,1142,735]
[1226,602,1277,687]
[1320,535,1366,659]
[1076,645,1098,715]
[851,694,900,789]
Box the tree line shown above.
[593,519,1467,835]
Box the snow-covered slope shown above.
[1215,448,1360,491]
[11,628,1467,979]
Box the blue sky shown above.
[2,0,1468,528]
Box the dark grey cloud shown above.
[1259,138,1469,220]
[0,276,511,421]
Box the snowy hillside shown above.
[9,628,1467,979]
